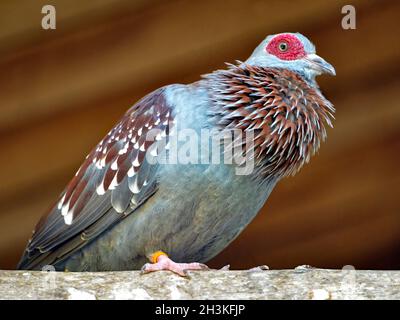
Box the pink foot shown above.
[141,253,209,277]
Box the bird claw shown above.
[294,265,314,273]
[247,265,269,272]
[140,263,152,275]
[219,264,231,271]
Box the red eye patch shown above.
[266,34,306,61]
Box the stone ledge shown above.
[0,269,399,300]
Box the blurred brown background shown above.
[0,0,399,270]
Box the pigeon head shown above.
[245,33,335,83]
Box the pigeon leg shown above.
[141,251,209,277]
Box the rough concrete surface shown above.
[0,268,399,300]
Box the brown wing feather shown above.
[18,87,173,270]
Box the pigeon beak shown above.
[305,53,336,76]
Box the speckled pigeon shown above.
[18,33,335,275]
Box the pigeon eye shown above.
[278,42,288,52]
